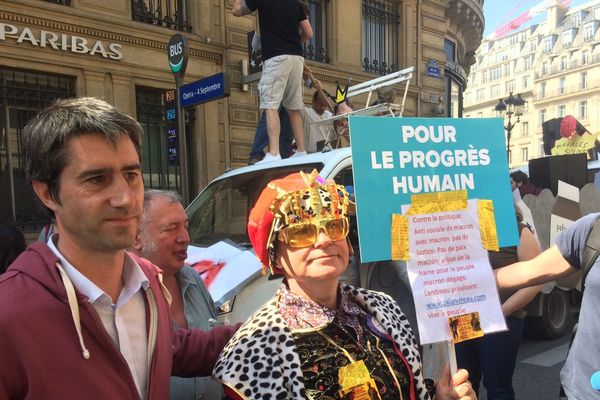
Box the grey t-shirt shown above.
[556,212,600,399]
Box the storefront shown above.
[0,4,225,232]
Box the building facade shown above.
[1,0,483,231]
[464,0,600,167]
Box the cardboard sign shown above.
[349,116,519,263]
[551,133,597,157]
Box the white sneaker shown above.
[256,153,281,164]
[290,151,307,158]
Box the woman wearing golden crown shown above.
[213,170,476,400]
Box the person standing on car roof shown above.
[233,0,312,163]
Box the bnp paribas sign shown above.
[0,22,123,60]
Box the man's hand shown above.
[435,365,476,400]
[232,0,252,16]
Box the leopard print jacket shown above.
[213,284,431,400]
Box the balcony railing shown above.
[131,0,191,32]
[44,0,70,4]
[533,81,600,101]
[362,0,400,75]
[535,54,600,78]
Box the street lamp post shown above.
[494,92,525,160]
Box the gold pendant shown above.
[338,360,382,400]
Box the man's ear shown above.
[31,180,58,212]
[131,231,143,252]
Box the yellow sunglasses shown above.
[278,217,349,248]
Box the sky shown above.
[483,0,593,37]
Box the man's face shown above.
[510,178,520,191]
[43,134,143,255]
[137,197,190,274]
[312,95,328,116]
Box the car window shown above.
[187,164,324,248]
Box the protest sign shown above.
[349,116,518,263]
[402,199,506,344]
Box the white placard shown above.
[403,200,506,344]
[186,242,262,305]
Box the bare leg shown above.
[264,108,281,156]
[286,109,305,152]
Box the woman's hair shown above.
[0,222,26,274]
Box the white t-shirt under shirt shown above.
[302,106,333,153]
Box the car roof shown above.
[210,147,352,183]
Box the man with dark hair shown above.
[131,189,222,400]
[0,97,238,399]
[509,170,541,197]
[233,0,313,162]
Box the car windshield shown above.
[187,163,324,248]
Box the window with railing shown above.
[489,66,501,81]
[543,36,555,52]
[521,147,528,163]
[559,77,565,95]
[490,84,500,98]
[582,50,589,64]
[563,30,573,47]
[579,100,588,119]
[505,80,515,95]
[131,0,191,32]
[362,0,400,75]
[476,89,485,101]
[540,109,546,124]
[136,87,181,191]
[581,72,587,89]
[304,0,329,63]
[540,82,546,97]
[44,0,70,4]
[584,22,595,40]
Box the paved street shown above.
[479,334,570,400]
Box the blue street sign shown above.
[426,59,441,78]
[180,73,230,108]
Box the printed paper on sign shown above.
[402,200,506,344]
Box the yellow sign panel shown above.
[551,133,597,157]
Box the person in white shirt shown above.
[302,90,333,153]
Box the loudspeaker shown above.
[528,154,588,196]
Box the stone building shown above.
[464,0,600,167]
[0,0,484,231]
